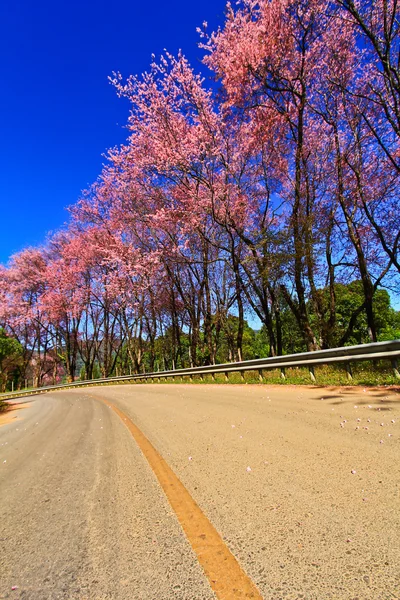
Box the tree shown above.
[0,0,398,374]
[0,328,23,392]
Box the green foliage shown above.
[92,362,102,379]
[377,307,400,341]
[129,361,398,387]
[152,327,191,369]
[0,328,22,364]
[215,315,258,362]
[279,309,307,354]
[252,327,270,359]
[331,282,397,345]
[283,281,400,349]
[97,282,400,378]
[0,328,23,393]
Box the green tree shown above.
[0,328,23,393]
[333,283,395,346]
[377,307,400,341]
[215,316,258,362]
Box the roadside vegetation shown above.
[147,364,400,388]
[0,328,22,404]
[0,282,399,393]
[0,1,399,391]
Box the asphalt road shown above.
[1,383,399,600]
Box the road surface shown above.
[1,383,399,599]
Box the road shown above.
[0,383,399,600]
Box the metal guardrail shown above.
[1,340,399,401]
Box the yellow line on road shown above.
[94,394,262,599]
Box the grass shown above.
[0,361,398,402]
[130,360,400,387]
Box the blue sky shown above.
[0,0,226,264]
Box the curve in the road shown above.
[88,392,262,600]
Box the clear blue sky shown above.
[0,0,226,264]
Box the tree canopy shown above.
[0,328,23,392]
[0,0,399,385]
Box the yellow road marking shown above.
[93,394,262,599]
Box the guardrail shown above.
[1,340,399,401]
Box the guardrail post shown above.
[240,371,245,383]
[392,359,400,380]
[346,364,353,381]
[1,341,400,402]
[258,369,263,383]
